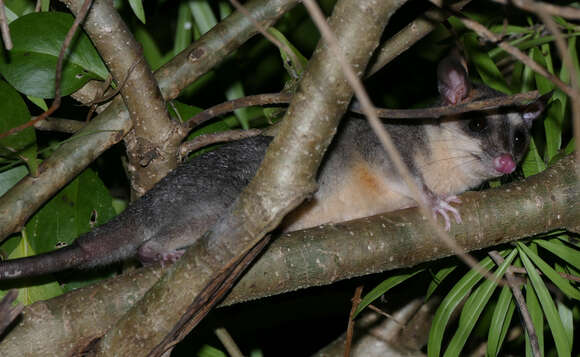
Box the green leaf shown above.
[134,26,164,70]
[520,48,536,92]
[489,24,533,35]
[0,165,27,196]
[4,5,18,23]
[174,2,193,56]
[128,0,146,24]
[531,47,554,93]
[564,138,575,154]
[0,80,36,167]
[354,269,423,317]
[25,168,115,254]
[4,0,34,17]
[189,0,218,35]
[218,1,232,20]
[428,255,499,357]
[518,242,580,300]
[40,0,49,12]
[27,95,48,111]
[561,35,580,89]
[168,100,203,123]
[2,230,64,304]
[0,12,108,98]
[267,27,308,81]
[536,239,580,272]
[524,278,543,357]
[557,300,574,346]
[542,99,563,162]
[487,285,516,357]
[443,250,517,357]
[464,33,510,94]
[426,265,456,301]
[197,345,227,357]
[225,81,250,130]
[521,137,545,177]
[518,243,572,357]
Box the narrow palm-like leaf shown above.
[536,239,580,271]
[354,268,423,317]
[428,255,500,357]
[443,250,517,357]
[487,285,516,357]
[426,265,457,301]
[518,242,580,300]
[518,243,571,357]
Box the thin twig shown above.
[86,56,145,106]
[365,304,403,325]
[215,327,244,357]
[344,286,363,357]
[229,0,302,75]
[457,16,575,98]
[489,251,540,357]
[491,0,580,19]
[185,91,541,132]
[0,0,13,50]
[33,117,86,133]
[0,290,22,336]
[367,0,471,77]
[185,93,291,129]
[180,129,262,157]
[0,0,94,140]
[355,91,541,118]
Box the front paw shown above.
[431,195,462,231]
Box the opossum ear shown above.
[522,91,552,126]
[437,48,471,105]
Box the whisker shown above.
[416,155,479,170]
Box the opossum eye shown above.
[468,117,487,133]
[513,129,526,153]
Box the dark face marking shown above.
[512,127,528,158]
[457,110,533,174]
[468,117,488,133]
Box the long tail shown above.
[0,243,88,280]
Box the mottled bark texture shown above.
[367,0,471,77]
[62,0,179,197]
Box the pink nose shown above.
[494,154,516,174]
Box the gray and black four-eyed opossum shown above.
[0,52,549,280]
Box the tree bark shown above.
[1,155,576,357]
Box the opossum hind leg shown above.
[137,240,185,266]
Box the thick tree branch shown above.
[1,155,577,356]
[61,0,180,196]
[0,0,299,241]
[33,117,86,133]
[366,0,470,77]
